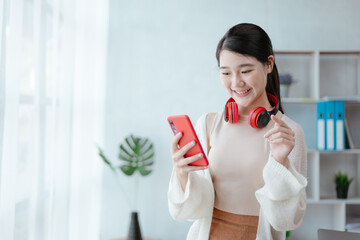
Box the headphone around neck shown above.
[224,93,279,128]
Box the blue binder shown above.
[335,101,345,151]
[317,101,326,150]
[325,101,335,151]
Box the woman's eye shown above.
[221,72,230,76]
[241,70,252,74]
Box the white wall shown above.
[100,1,360,239]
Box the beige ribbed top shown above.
[208,111,282,216]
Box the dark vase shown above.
[128,211,143,240]
[336,187,349,199]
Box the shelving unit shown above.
[275,50,360,240]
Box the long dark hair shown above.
[216,23,283,113]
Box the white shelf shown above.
[282,97,316,103]
[320,150,360,155]
[308,198,360,204]
[308,149,360,155]
[276,50,360,239]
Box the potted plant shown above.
[279,73,295,98]
[334,171,354,199]
[98,134,155,240]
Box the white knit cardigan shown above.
[168,113,308,240]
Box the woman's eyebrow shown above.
[219,63,255,69]
[238,63,255,67]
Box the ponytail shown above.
[266,63,284,113]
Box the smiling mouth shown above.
[234,89,251,95]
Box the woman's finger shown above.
[267,131,294,142]
[172,140,196,163]
[181,165,208,173]
[271,115,289,128]
[177,153,204,167]
[269,137,294,145]
[170,132,183,154]
[264,126,295,138]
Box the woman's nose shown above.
[232,73,245,87]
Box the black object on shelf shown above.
[128,211,143,240]
[336,187,349,199]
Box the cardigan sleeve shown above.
[255,118,308,231]
[167,114,214,221]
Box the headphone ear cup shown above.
[257,111,271,128]
[224,104,229,122]
[247,93,278,128]
[224,101,239,123]
[231,102,239,123]
[248,107,267,128]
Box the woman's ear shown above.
[266,55,274,73]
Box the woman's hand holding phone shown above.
[170,132,208,192]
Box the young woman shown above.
[168,23,307,240]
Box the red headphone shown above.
[224,93,279,128]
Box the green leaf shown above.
[117,134,155,176]
[98,147,116,173]
[119,145,133,159]
[118,154,133,163]
[126,136,138,154]
[141,143,153,155]
[120,165,136,176]
[142,161,154,167]
[139,138,149,150]
[138,167,152,176]
[142,152,155,162]
[334,171,355,188]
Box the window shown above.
[0,0,108,239]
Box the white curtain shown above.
[0,0,108,239]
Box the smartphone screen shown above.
[167,115,209,167]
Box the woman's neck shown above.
[237,92,273,117]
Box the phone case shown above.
[167,115,209,167]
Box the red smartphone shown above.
[167,115,209,167]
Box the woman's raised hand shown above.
[264,115,295,168]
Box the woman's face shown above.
[219,50,273,115]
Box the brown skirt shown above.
[209,208,259,240]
